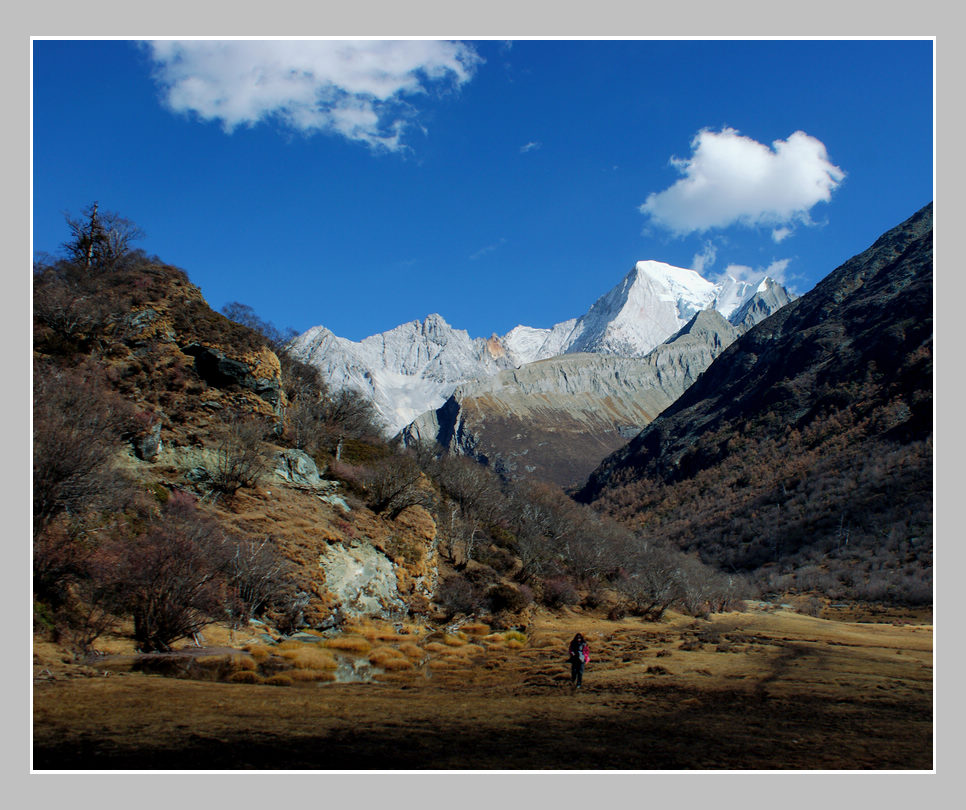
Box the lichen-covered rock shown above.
[318,541,407,619]
[181,343,282,407]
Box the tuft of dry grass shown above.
[398,642,424,660]
[227,670,263,684]
[242,645,272,663]
[230,654,258,671]
[263,674,293,687]
[442,634,466,647]
[424,642,450,654]
[530,635,563,649]
[348,619,404,642]
[279,646,338,671]
[321,636,371,654]
[461,622,490,637]
[288,669,336,683]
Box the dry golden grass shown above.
[348,619,405,642]
[397,642,425,660]
[242,645,272,663]
[263,674,293,687]
[227,670,263,684]
[34,607,934,770]
[321,636,371,654]
[288,669,336,683]
[529,635,564,649]
[442,634,466,647]
[461,622,490,637]
[279,646,338,671]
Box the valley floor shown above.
[32,607,933,771]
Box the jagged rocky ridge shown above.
[287,262,795,437]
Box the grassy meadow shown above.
[33,604,932,770]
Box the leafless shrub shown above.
[436,575,484,619]
[540,576,580,608]
[102,493,232,652]
[225,536,296,625]
[210,414,270,500]
[33,359,137,534]
[362,453,436,519]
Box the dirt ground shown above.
[32,606,933,771]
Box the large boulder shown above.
[273,449,326,488]
[318,541,407,619]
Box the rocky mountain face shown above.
[287,314,516,435]
[288,262,795,437]
[575,204,933,600]
[402,309,740,488]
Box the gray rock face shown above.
[402,309,740,488]
[318,541,407,619]
[134,421,163,462]
[273,449,327,488]
[728,278,797,334]
[286,314,515,435]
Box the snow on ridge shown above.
[289,261,792,435]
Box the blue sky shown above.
[32,38,933,342]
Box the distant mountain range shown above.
[287,262,795,439]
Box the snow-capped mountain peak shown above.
[287,260,795,434]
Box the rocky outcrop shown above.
[181,343,282,408]
[318,541,408,619]
[273,449,327,488]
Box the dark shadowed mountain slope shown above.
[576,204,933,603]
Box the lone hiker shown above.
[568,633,590,688]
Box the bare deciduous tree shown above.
[363,453,436,519]
[62,202,144,271]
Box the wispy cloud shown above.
[469,238,507,260]
[640,127,845,236]
[145,40,482,151]
[520,140,542,154]
[718,258,792,287]
[691,241,718,275]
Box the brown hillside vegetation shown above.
[33,607,932,771]
[578,204,933,604]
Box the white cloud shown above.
[719,258,792,287]
[691,241,717,275]
[771,226,792,243]
[520,141,542,154]
[145,40,482,151]
[640,127,845,235]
